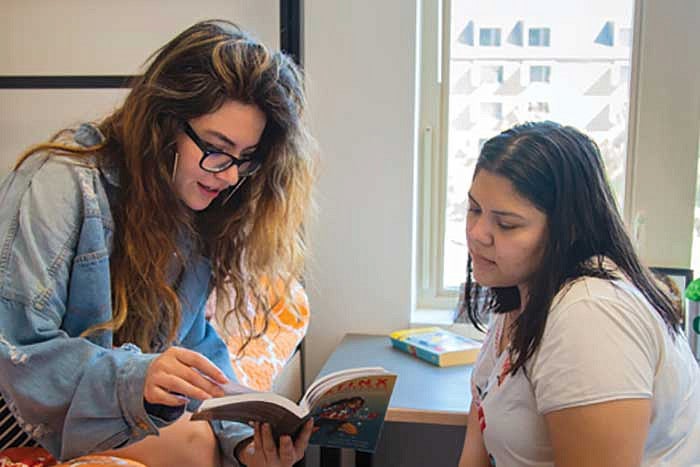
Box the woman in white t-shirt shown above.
[458,121,700,467]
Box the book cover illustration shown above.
[308,373,397,452]
[390,326,482,367]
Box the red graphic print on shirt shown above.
[497,352,512,387]
[477,401,487,432]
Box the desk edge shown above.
[387,407,469,426]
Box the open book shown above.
[191,367,397,452]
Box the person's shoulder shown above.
[8,152,106,230]
[21,123,104,186]
[549,274,660,334]
[553,258,642,305]
[554,275,622,305]
[31,153,99,195]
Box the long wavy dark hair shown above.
[16,20,316,352]
[463,121,680,375]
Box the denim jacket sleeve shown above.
[0,155,175,460]
[176,265,253,466]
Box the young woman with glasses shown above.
[0,20,315,467]
[458,122,699,466]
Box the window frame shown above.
[416,0,700,312]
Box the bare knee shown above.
[182,419,219,464]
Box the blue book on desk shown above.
[390,327,482,367]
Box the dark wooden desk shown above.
[316,333,473,466]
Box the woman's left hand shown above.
[238,419,313,467]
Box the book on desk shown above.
[192,366,397,452]
[389,327,482,367]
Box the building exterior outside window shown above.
[440,1,634,290]
[528,27,551,46]
[479,27,502,46]
[481,65,504,84]
[530,65,551,83]
[419,0,700,311]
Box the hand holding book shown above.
[144,347,229,406]
[236,419,313,466]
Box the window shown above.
[595,21,615,46]
[507,21,524,46]
[479,28,501,46]
[530,65,551,83]
[480,102,503,120]
[528,27,551,46]
[481,65,504,84]
[527,101,550,113]
[458,20,475,45]
[619,27,633,47]
[619,64,630,84]
[419,0,700,312]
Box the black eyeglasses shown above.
[183,122,262,176]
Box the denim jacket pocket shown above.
[64,248,111,342]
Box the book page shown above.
[219,379,257,396]
[198,392,308,419]
[196,368,256,396]
[302,367,387,407]
[192,399,309,436]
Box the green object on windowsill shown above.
[685,278,700,302]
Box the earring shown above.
[172,152,179,182]
[221,178,247,206]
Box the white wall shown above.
[0,0,279,178]
[1,0,420,385]
[0,0,278,75]
[0,89,129,176]
[303,0,419,380]
[625,0,700,268]
[302,0,700,382]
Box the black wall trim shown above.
[0,75,136,89]
[280,0,302,66]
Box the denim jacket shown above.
[0,126,251,462]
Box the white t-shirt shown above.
[471,276,700,467]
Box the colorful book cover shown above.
[389,327,482,367]
[308,373,397,452]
